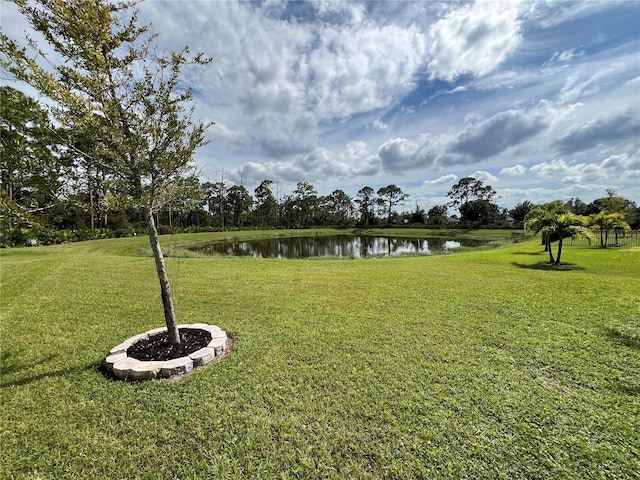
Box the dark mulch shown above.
[127,328,212,361]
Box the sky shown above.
[3,0,640,211]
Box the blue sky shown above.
[3,0,639,210]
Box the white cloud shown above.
[548,48,581,65]
[428,0,522,81]
[500,164,526,176]
[206,122,247,148]
[600,154,628,169]
[529,159,573,178]
[470,170,498,183]
[305,22,427,119]
[369,119,388,131]
[423,174,457,186]
[378,135,441,173]
[447,86,468,94]
[527,154,638,188]
[6,0,639,206]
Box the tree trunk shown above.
[547,238,555,263]
[555,238,563,265]
[145,207,180,344]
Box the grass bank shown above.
[1,231,638,479]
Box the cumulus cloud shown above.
[378,135,441,173]
[527,154,637,187]
[428,0,522,81]
[554,107,640,155]
[239,141,381,186]
[340,141,381,176]
[529,159,573,178]
[304,22,426,119]
[447,102,553,161]
[375,101,578,173]
[470,170,498,183]
[423,174,457,186]
[206,122,247,148]
[500,164,527,176]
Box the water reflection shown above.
[188,235,488,259]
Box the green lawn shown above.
[1,230,638,479]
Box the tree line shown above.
[2,89,638,248]
[2,82,639,245]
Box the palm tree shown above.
[589,211,631,247]
[525,203,594,264]
[525,201,566,263]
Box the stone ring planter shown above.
[103,323,228,381]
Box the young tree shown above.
[525,203,594,264]
[589,211,630,248]
[377,184,407,226]
[525,201,567,262]
[2,0,213,344]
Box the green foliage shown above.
[509,200,533,223]
[253,180,278,227]
[376,184,407,226]
[1,0,212,215]
[1,234,638,478]
[0,86,70,237]
[355,186,376,227]
[590,211,631,247]
[525,202,594,264]
[447,177,497,223]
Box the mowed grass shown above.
[1,230,638,479]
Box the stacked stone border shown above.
[103,324,228,381]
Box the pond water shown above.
[187,235,491,259]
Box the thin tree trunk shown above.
[547,238,555,263]
[145,207,180,344]
[89,179,95,230]
[555,238,563,265]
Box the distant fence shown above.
[567,229,640,247]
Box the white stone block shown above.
[160,356,193,377]
[145,327,167,336]
[103,351,128,372]
[129,361,165,381]
[189,347,216,366]
[112,357,144,379]
[208,337,226,355]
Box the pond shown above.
[187,235,492,259]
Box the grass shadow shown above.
[512,261,585,271]
[0,360,100,388]
[0,350,57,378]
[604,326,640,350]
[611,383,640,396]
